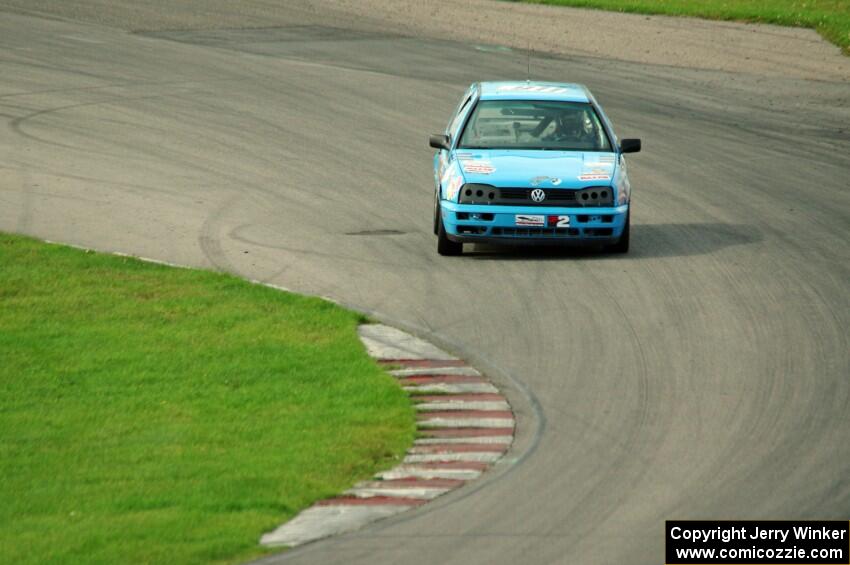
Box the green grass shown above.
[511,0,850,55]
[0,233,415,564]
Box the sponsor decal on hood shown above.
[463,160,495,175]
[530,176,561,186]
[578,171,611,181]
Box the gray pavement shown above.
[0,4,848,565]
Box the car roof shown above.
[477,81,590,103]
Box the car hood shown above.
[455,150,617,188]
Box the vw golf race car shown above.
[431,81,641,255]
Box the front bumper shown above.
[441,201,628,246]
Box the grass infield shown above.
[0,233,415,564]
[511,0,850,55]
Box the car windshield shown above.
[458,100,612,151]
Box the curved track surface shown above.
[1,5,849,564]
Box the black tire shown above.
[433,193,440,235]
[608,210,630,254]
[436,207,463,256]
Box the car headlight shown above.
[576,186,613,206]
[458,184,497,204]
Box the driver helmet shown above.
[556,110,584,136]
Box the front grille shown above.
[583,228,613,236]
[459,185,612,207]
[492,227,580,237]
[576,215,614,223]
[499,189,576,204]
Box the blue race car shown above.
[430,81,641,255]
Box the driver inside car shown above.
[545,110,595,144]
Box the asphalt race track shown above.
[1,4,849,564]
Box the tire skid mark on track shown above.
[0,164,192,201]
[0,76,240,100]
[661,235,850,519]
[227,224,425,270]
[525,260,659,548]
[7,95,190,155]
[12,167,34,234]
[198,193,242,273]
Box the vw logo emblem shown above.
[530,188,546,203]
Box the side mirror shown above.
[620,138,641,154]
[429,134,451,151]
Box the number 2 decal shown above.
[548,215,570,227]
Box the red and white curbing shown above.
[259,324,514,548]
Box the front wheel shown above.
[433,193,440,235]
[436,206,463,256]
[607,210,630,254]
